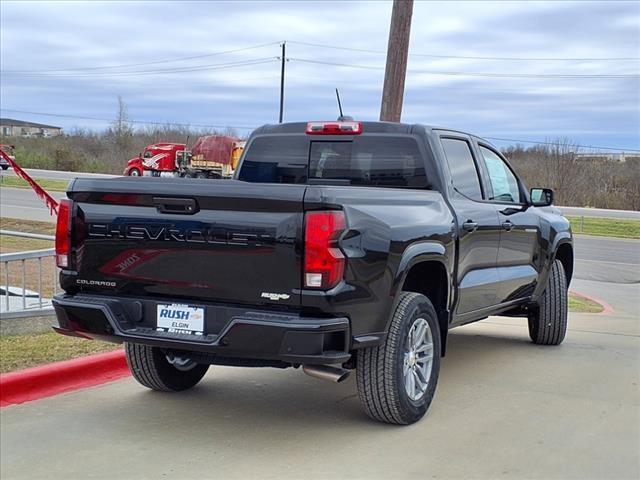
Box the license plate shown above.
[156,304,204,335]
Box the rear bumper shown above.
[52,294,351,365]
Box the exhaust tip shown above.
[303,364,351,383]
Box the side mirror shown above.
[530,188,554,207]
[138,152,142,158]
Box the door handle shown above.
[462,220,478,232]
[502,220,514,231]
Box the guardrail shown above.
[0,230,57,319]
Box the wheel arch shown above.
[553,240,574,287]
[392,244,452,355]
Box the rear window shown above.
[238,135,428,188]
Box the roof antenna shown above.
[336,89,353,122]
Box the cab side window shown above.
[440,138,483,200]
[479,146,521,204]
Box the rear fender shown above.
[390,242,452,354]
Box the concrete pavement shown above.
[1,306,638,479]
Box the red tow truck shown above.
[123,136,245,178]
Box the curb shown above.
[569,290,614,316]
[0,349,130,407]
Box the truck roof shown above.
[250,121,495,150]
[251,121,478,140]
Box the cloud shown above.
[1,0,638,149]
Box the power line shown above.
[288,40,640,62]
[289,57,640,79]
[3,58,279,78]
[5,39,637,77]
[0,109,255,130]
[485,136,640,152]
[2,42,283,73]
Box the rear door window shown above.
[440,138,483,200]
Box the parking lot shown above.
[2,270,638,479]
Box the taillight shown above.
[304,211,346,289]
[55,199,72,268]
[306,121,362,135]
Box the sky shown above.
[1,0,639,151]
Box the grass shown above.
[0,332,121,373]
[0,218,56,234]
[0,175,69,192]
[566,216,640,239]
[568,292,604,314]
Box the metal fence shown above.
[0,230,57,319]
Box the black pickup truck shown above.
[52,120,573,425]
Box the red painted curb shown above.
[569,290,614,316]
[0,349,130,407]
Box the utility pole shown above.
[380,0,414,122]
[279,42,286,123]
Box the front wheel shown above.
[125,343,209,392]
[128,168,141,176]
[528,259,568,345]
[356,292,441,425]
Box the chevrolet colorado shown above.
[52,120,573,425]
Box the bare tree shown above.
[112,95,133,138]
[104,95,134,169]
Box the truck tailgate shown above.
[67,178,305,307]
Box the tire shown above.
[124,343,209,392]
[528,259,568,345]
[128,168,141,177]
[356,292,441,425]
[195,172,207,179]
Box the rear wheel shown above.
[356,292,441,425]
[124,343,209,392]
[528,259,568,345]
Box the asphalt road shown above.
[573,235,640,284]
[1,167,116,181]
[0,187,66,223]
[1,184,638,285]
[559,206,640,220]
[1,167,640,220]
[2,182,640,224]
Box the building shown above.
[0,118,62,138]
[573,152,631,163]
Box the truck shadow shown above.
[108,324,541,435]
